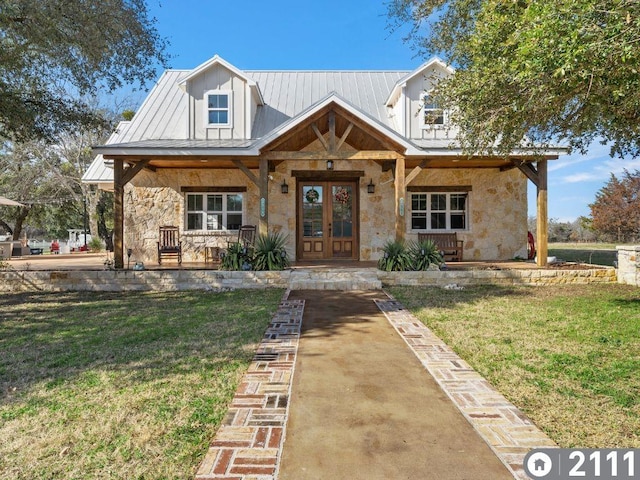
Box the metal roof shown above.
[85,59,565,185]
[246,70,407,138]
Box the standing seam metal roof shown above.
[114,69,409,143]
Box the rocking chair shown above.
[157,225,182,264]
[227,225,256,253]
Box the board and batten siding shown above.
[188,64,250,140]
[404,65,459,141]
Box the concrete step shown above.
[289,280,382,291]
[288,269,381,290]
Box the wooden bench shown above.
[418,232,464,262]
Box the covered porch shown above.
[95,101,557,271]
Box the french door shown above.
[298,181,358,260]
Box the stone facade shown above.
[124,156,528,264]
[617,245,640,286]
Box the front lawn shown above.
[548,242,619,266]
[0,289,283,479]
[389,284,640,448]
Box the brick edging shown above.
[376,293,557,480]
[195,291,303,479]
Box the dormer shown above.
[179,55,264,140]
[385,57,455,139]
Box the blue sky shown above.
[130,0,639,222]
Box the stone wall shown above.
[0,267,616,293]
[406,168,528,261]
[617,246,640,286]
[125,159,528,264]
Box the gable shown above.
[258,94,415,155]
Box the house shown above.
[85,55,563,268]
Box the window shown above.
[205,90,232,127]
[411,192,468,230]
[421,93,445,128]
[186,193,243,231]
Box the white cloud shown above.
[549,142,611,172]
[562,172,601,183]
[558,154,640,184]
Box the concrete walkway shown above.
[279,290,513,479]
[195,290,556,480]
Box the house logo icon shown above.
[525,451,553,477]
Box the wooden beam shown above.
[232,160,259,187]
[291,170,364,180]
[405,159,430,186]
[264,150,401,161]
[121,159,150,185]
[336,122,354,151]
[113,159,124,269]
[536,160,548,267]
[259,157,269,235]
[516,162,539,188]
[328,111,336,153]
[311,122,330,152]
[382,160,395,172]
[395,156,406,241]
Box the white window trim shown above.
[185,192,244,232]
[410,191,469,232]
[204,89,233,128]
[420,91,447,130]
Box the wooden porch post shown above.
[259,157,269,235]
[113,159,124,269]
[395,156,406,241]
[536,160,548,267]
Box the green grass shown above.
[547,242,623,266]
[389,284,640,448]
[0,289,283,480]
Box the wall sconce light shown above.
[326,160,334,170]
[281,180,289,194]
[367,178,375,194]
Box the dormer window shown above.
[205,90,232,127]
[421,93,445,128]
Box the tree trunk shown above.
[12,207,31,240]
[97,193,114,251]
[86,186,100,238]
[0,220,13,236]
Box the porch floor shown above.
[6,252,557,271]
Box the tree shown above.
[388,0,640,158]
[0,102,121,243]
[589,170,640,242]
[0,140,75,240]
[0,0,167,141]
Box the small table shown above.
[204,246,222,265]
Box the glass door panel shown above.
[300,185,325,258]
[330,184,355,258]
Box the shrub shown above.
[220,243,252,271]
[377,239,413,271]
[88,237,104,252]
[408,239,443,270]
[252,232,290,271]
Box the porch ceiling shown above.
[106,154,551,171]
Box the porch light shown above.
[367,179,375,194]
[326,160,334,170]
[281,180,289,194]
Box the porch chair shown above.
[227,225,257,253]
[157,225,182,265]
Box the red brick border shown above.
[195,295,304,480]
